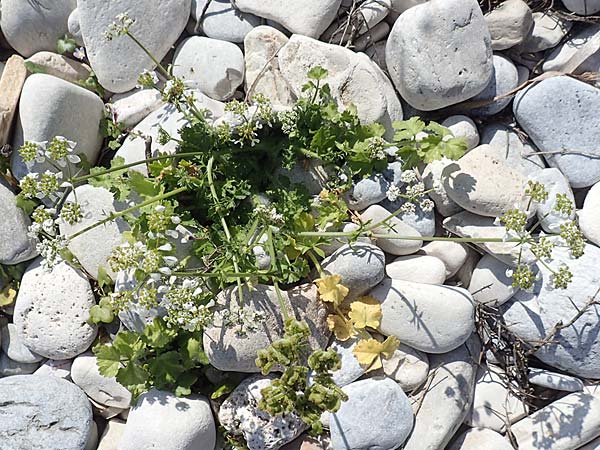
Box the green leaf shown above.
[211,382,236,399]
[174,372,198,397]
[89,302,114,324]
[143,318,178,349]
[112,331,146,359]
[94,344,122,378]
[97,266,113,290]
[56,35,77,55]
[182,335,209,365]
[15,194,37,215]
[307,66,328,81]
[118,361,150,387]
[128,170,159,197]
[148,351,184,385]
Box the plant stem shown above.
[126,32,171,79]
[297,230,520,244]
[173,270,271,278]
[68,186,187,240]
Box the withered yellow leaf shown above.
[348,296,382,329]
[314,274,349,306]
[353,336,400,373]
[327,314,355,341]
[0,287,16,307]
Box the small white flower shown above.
[157,243,173,252]
[158,267,172,276]
[171,216,181,225]
[73,47,86,60]
[154,205,166,213]
[386,184,401,202]
[163,256,178,267]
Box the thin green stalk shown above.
[126,31,171,79]
[172,270,271,278]
[298,230,522,244]
[273,281,289,322]
[68,186,187,240]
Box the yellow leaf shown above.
[314,274,349,306]
[353,336,400,373]
[0,287,16,307]
[348,296,382,329]
[327,314,355,341]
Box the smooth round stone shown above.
[517,12,572,53]
[77,0,191,93]
[418,240,468,278]
[0,375,93,450]
[479,123,545,178]
[443,144,528,217]
[11,74,104,180]
[360,204,423,255]
[192,0,262,43]
[513,76,600,188]
[466,53,519,116]
[14,259,97,360]
[386,255,447,284]
[386,0,493,111]
[502,244,600,378]
[243,26,294,106]
[562,0,600,15]
[24,52,91,85]
[465,364,527,431]
[71,353,132,408]
[387,0,427,21]
[530,168,575,234]
[484,0,533,50]
[220,375,306,450]
[382,344,429,391]
[542,24,600,75]
[422,158,464,217]
[448,428,513,450]
[344,173,389,211]
[172,36,245,101]
[468,254,515,306]
[580,182,600,246]
[403,341,479,450]
[67,8,83,45]
[0,352,40,376]
[33,359,73,379]
[59,185,130,280]
[120,389,215,450]
[234,0,341,38]
[442,115,480,151]
[372,279,474,353]
[528,368,584,392]
[0,0,76,57]
[110,88,164,128]
[1,323,43,363]
[97,420,126,450]
[0,181,37,264]
[330,337,365,387]
[330,378,413,450]
[203,284,329,372]
[321,243,385,302]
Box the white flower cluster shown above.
[103,13,134,41]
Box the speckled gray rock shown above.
[321,243,385,302]
[220,375,306,450]
[278,34,403,139]
[372,279,474,353]
[11,74,104,180]
[1,323,43,363]
[442,115,480,151]
[234,0,341,38]
[465,364,527,431]
[244,26,295,106]
[512,392,600,450]
[14,259,97,360]
[468,254,515,306]
[517,12,572,53]
[192,0,262,43]
[443,144,528,217]
[484,0,533,50]
[330,337,365,387]
[172,36,245,101]
[110,88,164,128]
[330,378,413,450]
[0,375,93,450]
[203,284,329,372]
[513,76,600,188]
[448,428,513,450]
[386,254,447,284]
[530,168,575,234]
[479,123,545,178]
[59,185,130,280]
[71,353,131,408]
[502,244,600,378]
[402,340,479,450]
[562,0,600,15]
[0,181,37,264]
[580,181,600,247]
[386,0,493,110]
[528,368,584,392]
[361,204,423,255]
[542,24,600,74]
[465,54,520,116]
[0,0,76,57]
[77,0,191,93]
[120,389,215,450]
[0,352,40,376]
[344,173,389,211]
[382,344,429,391]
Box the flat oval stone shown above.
[192,0,262,43]
[528,368,584,392]
[468,254,515,306]
[14,259,97,360]
[382,343,429,391]
[0,375,93,450]
[386,254,447,285]
[448,428,513,450]
[579,181,600,247]
[1,322,44,363]
[372,279,474,353]
[361,204,423,255]
[0,181,37,264]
